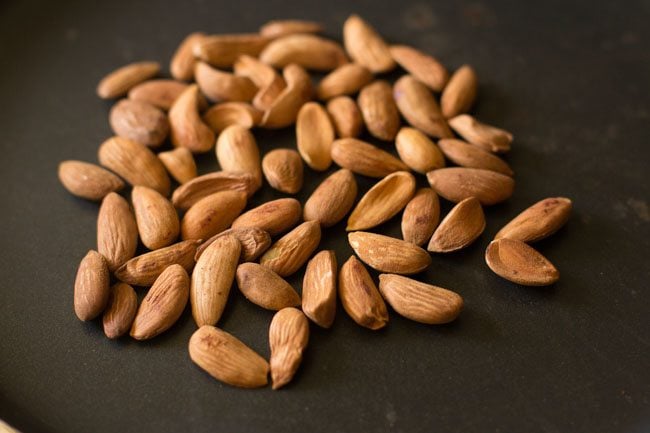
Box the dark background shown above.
[1,0,649,432]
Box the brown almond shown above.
[191,235,241,326]
[236,263,301,310]
[181,190,247,241]
[326,96,364,138]
[171,171,256,211]
[343,15,395,73]
[296,102,335,171]
[448,114,513,153]
[437,138,513,176]
[262,148,304,194]
[347,171,416,231]
[338,256,388,330]
[169,84,216,154]
[269,307,309,390]
[495,197,572,243]
[98,136,170,196]
[170,32,206,81]
[426,167,514,205]
[440,65,478,118]
[158,147,198,184]
[102,282,138,339]
[253,74,287,111]
[129,79,189,111]
[260,34,348,71]
[189,325,269,388]
[216,125,262,190]
[97,192,138,272]
[260,221,321,277]
[194,34,271,68]
[203,102,263,133]
[195,227,271,263]
[378,274,463,324]
[234,55,287,110]
[97,61,160,99]
[401,188,440,247]
[302,250,337,328]
[316,63,373,100]
[261,64,312,128]
[348,231,431,275]
[195,62,258,102]
[231,198,302,237]
[132,186,179,250]
[393,75,452,138]
[331,138,408,178]
[428,197,485,253]
[303,168,357,228]
[74,250,110,321]
[58,160,124,201]
[109,99,169,148]
[259,20,323,38]
[357,80,400,141]
[390,45,449,92]
[395,127,446,174]
[485,238,560,286]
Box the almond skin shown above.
[231,198,302,237]
[194,61,258,103]
[261,64,312,128]
[260,19,323,38]
[338,256,388,330]
[426,167,515,205]
[326,96,364,138]
[170,32,206,81]
[97,192,138,272]
[303,168,358,228]
[401,188,440,247]
[102,282,138,339]
[448,114,513,153]
[393,75,452,139]
[331,138,408,178]
[58,160,124,201]
[158,147,198,184]
[128,79,189,110]
[169,84,216,154]
[378,274,463,324]
[194,34,271,68]
[316,63,373,100]
[132,186,179,250]
[260,221,321,277]
[395,127,446,174]
[216,125,262,190]
[389,45,448,92]
[357,80,400,141]
[485,238,560,286]
[295,102,335,171]
[109,99,169,148]
[236,263,301,310]
[262,148,304,194]
[259,34,348,71]
[203,102,263,133]
[74,250,110,321]
[195,227,271,263]
[97,61,160,99]
[302,250,337,328]
[494,197,572,243]
[269,307,309,390]
[180,191,247,241]
[440,65,478,118]
[437,138,513,176]
[348,231,431,275]
[171,171,256,211]
[428,197,486,253]
[343,15,395,73]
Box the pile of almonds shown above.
[59,16,572,390]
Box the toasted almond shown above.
[338,256,388,330]
[196,227,271,262]
[347,171,416,231]
[428,197,485,253]
[393,75,452,138]
[389,45,448,92]
[440,65,478,118]
[158,147,198,184]
[98,136,170,196]
[109,99,169,148]
[296,102,335,171]
[378,274,463,324]
[203,102,263,133]
[169,84,216,154]
[97,192,138,272]
[343,15,395,73]
[189,325,269,388]
[234,56,287,111]
[172,171,256,210]
[357,80,400,141]
[58,160,124,201]
[102,282,138,339]
[181,191,247,241]
[74,250,110,321]
[262,148,304,194]
[195,61,258,102]
[191,235,241,326]
[170,32,206,81]
[259,19,323,38]
[437,138,513,176]
[395,127,446,173]
[253,74,287,111]
[269,307,309,389]
[128,79,190,111]
[216,125,262,190]
[303,168,357,228]
[231,198,302,237]
[132,186,180,250]
[401,188,440,246]
[260,34,348,71]
[97,61,160,99]
[302,250,337,328]
[326,96,364,138]
[236,263,301,310]
[194,34,271,68]
[331,138,408,178]
[316,63,373,100]
[495,197,572,243]
[115,240,200,286]
[426,167,514,205]
[260,221,321,277]
[485,238,559,286]
[448,114,513,153]
[261,64,312,128]
[348,231,431,275]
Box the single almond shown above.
[129,79,189,111]
[191,235,241,326]
[109,99,169,148]
[102,282,138,339]
[296,102,335,171]
[378,274,463,324]
[495,197,572,243]
[97,192,138,272]
[448,114,513,153]
[260,221,321,277]
[326,96,364,138]
[169,84,216,154]
[234,55,286,110]
[189,325,269,388]
[260,34,348,71]
[331,138,408,178]
[440,65,478,118]
[171,171,256,211]
[303,168,357,228]
[347,171,416,231]
[216,124,262,190]
[437,138,513,176]
[316,63,373,100]
[97,61,160,99]
[389,45,448,92]
[338,255,388,330]
[158,147,198,184]
[74,250,110,321]
[259,19,323,38]
[181,190,247,241]
[343,15,395,73]
[428,197,485,253]
[98,136,170,196]
[236,263,301,310]
[132,186,180,250]
[426,167,514,205]
[348,231,431,275]
[194,34,271,68]
[261,64,312,128]
[231,198,302,237]
[485,238,560,286]
[58,160,124,201]
[253,74,287,111]
[401,188,440,247]
[195,61,258,102]
[269,307,309,390]
[393,75,452,138]
[357,80,400,141]
[262,148,304,194]
[196,227,271,263]
[170,32,206,81]
[203,102,263,133]
[302,250,337,328]
[395,127,446,174]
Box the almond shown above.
[348,231,431,275]
[440,65,478,118]
[129,79,190,111]
[97,61,160,99]
[260,221,321,277]
[102,282,138,339]
[170,32,206,81]
[296,102,335,171]
[194,34,271,68]
[331,138,408,178]
[231,198,302,237]
[261,64,312,128]
[316,63,373,100]
[378,274,463,324]
[260,34,348,71]
[234,55,287,110]
[195,227,271,263]
[426,167,514,205]
[302,250,337,328]
[195,61,258,102]
[97,192,138,272]
[158,147,198,184]
[58,160,124,201]
[303,168,357,228]
[401,188,440,247]
[259,19,323,38]
[181,191,247,241]
[448,114,513,153]
[253,74,287,111]
[168,84,216,154]
[109,99,169,148]
[171,171,256,211]
[494,197,572,243]
[428,197,485,253]
[357,80,400,141]
[338,256,388,330]
[343,15,395,73]
[389,45,448,92]
[347,171,416,231]
[437,138,513,176]
[203,102,263,133]
[216,124,262,190]
[236,263,301,310]
[393,75,452,138]
[269,307,309,389]
[485,238,559,286]
[262,148,304,194]
[132,186,180,250]
[395,127,445,173]
[74,250,110,321]
[326,96,364,138]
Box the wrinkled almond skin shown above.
[128,79,189,110]
[348,231,431,275]
[262,148,304,194]
[260,34,348,71]
[343,15,395,73]
[109,99,169,148]
[97,61,160,99]
[259,19,323,38]
[216,125,262,190]
[304,168,357,228]
[194,34,271,69]
[401,188,441,247]
[260,221,321,277]
[395,127,446,174]
[495,197,572,243]
[102,282,138,339]
[428,197,486,253]
[394,75,452,139]
[181,191,247,241]
[195,227,271,263]
[339,256,388,330]
[203,102,262,133]
[195,61,258,103]
[261,64,312,128]
[296,102,335,171]
[158,147,198,184]
[485,238,560,286]
[302,250,337,328]
[170,32,206,81]
[58,160,124,201]
[171,171,256,211]
[269,307,309,390]
[448,114,513,153]
[390,45,448,92]
[331,138,408,178]
[236,263,301,310]
[357,81,400,141]
[74,250,110,321]
[437,138,513,176]
[132,186,179,250]
[317,63,373,100]
[169,84,216,154]
[231,198,302,237]
[97,192,138,272]
[326,96,364,138]
[426,167,515,205]
[378,274,463,324]
[189,325,269,388]
[440,65,478,118]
